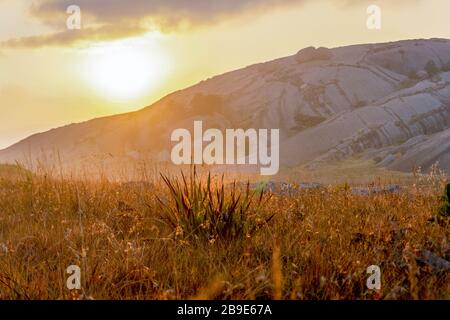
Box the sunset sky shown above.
[1,0,450,149]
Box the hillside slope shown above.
[1,38,449,175]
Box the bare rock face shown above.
[0,39,449,175]
[417,250,450,272]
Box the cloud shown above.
[1,0,308,48]
[32,0,303,25]
[1,23,148,48]
[1,0,419,48]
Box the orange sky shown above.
[1,0,450,149]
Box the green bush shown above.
[425,60,439,77]
[442,62,450,72]
[439,182,450,216]
[400,78,419,89]
[158,168,273,243]
[399,71,420,89]
[353,99,367,109]
[294,113,326,130]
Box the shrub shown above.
[294,113,326,130]
[353,99,367,109]
[438,182,450,216]
[399,71,420,89]
[400,78,418,89]
[442,62,450,73]
[425,60,439,77]
[158,168,273,243]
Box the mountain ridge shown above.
[1,38,450,175]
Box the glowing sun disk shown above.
[87,45,168,100]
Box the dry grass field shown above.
[0,164,448,300]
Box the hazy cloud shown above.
[1,23,148,48]
[1,0,309,48]
[1,0,419,48]
[32,0,304,25]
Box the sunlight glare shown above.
[85,43,170,101]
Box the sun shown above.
[85,43,169,101]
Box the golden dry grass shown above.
[0,164,448,300]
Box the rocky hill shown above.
[1,38,449,175]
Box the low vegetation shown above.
[439,182,450,217]
[158,169,273,243]
[425,60,440,77]
[0,165,448,300]
[353,99,367,109]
